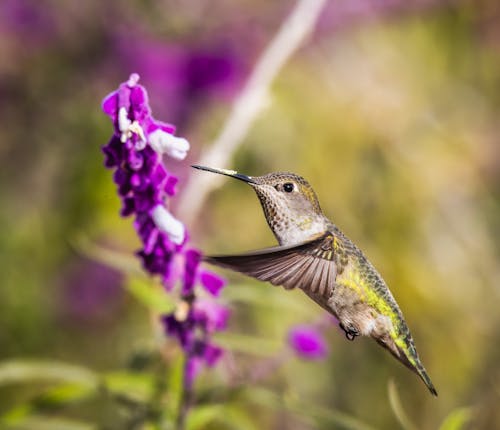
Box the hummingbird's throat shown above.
[262,200,326,245]
[275,215,327,246]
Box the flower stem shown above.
[176,356,193,430]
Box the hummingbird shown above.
[192,165,437,396]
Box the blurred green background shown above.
[0,0,499,428]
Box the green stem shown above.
[176,357,193,430]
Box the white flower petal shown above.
[149,129,190,160]
[118,107,131,142]
[118,107,130,132]
[152,205,185,245]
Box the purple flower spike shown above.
[288,325,328,360]
[102,74,228,387]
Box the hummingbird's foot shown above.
[339,323,360,341]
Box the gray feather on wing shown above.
[204,232,337,297]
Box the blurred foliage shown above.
[1,0,499,428]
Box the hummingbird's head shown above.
[192,165,327,245]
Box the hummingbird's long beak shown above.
[191,165,256,184]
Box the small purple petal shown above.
[134,184,160,212]
[102,91,118,119]
[139,146,159,175]
[162,253,183,291]
[203,342,223,366]
[199,270,226,296]
[161,313,194,348]
[146,118,176,136]
[288,325,328,360]
[150,163,168,188]
[130,173,142,188]
[185,357,203,387]
[130,84,148,107]
[127,73,140,87]
[143,227,159,254]
[117,84,132,114]
[128,150,144,171]
[164,175,178,196]
[137,238,174,276]
[183,249,201,294]
[193,299,230,333]
[120,196,135,217]
[102,136,123,167]
[113,168,131,196]
[135,214,156,245]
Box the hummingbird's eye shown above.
[283,182,294,193]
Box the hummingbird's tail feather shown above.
[413,361,438,397]
[375,337,438,396]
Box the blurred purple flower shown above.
[185,342,223,386]
[59,259,123,324]
[111,32,245,124]
[193,299,231,333]
[0,0,57,42]
[183,47,242,98]
[101,74,228,385]
[162,297,229,384]
[288,325,328,360]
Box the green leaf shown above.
[74,235,175,313]
[165,354,184,420]
[223,283,310,314]
[0,364,99,427]
[186,404,260,430]
[387,380,417,430]
[71,234,143,275]
[310,406,379,430]
[35,382,96,407]
[242,386,378,430]
[438,407,473,430]
[222,407,260,430]
[213,332,282,356]
[0,360,99,388]
[0,383,97,425]
[0,405,32,425]
[125,276,175,313]
[186,404,223,430]
[1,415,97,430]
[103,371,155,403]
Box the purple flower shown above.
[183,249,202,295]
[199,270,226,297]
[160,297,230,386]
[110,33,245,124]
[101,74,228,386]
[102,74,189,271]
[193,299,231,333]
[0,0,58,48]
[288,325,329,360]
[59,259,123,324]
[184,341,223,386]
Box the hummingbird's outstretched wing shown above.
[204,232,337,297]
